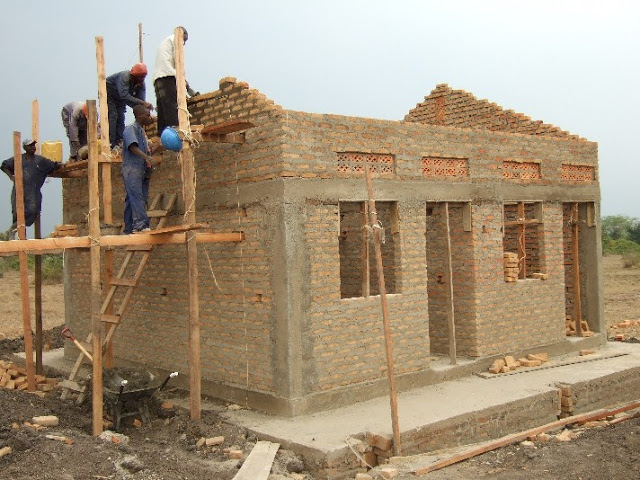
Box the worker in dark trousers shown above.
[106,63,154,150]
[1,139,60,239]
[152,26,199,135]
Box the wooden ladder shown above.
[60,192,177,402]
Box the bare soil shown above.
[0,255,639,480]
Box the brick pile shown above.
[565,317,594,336]
[488,352,548,374]
[0,360,57,396]
[503,252,519,282]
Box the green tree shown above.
[601,215,636,240]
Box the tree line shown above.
[601,215,640,257]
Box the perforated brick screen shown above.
[422,157,469,178]
[502,161,541,179]
[561,164,595,182]
[336,152,395,175]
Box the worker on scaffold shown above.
[106,63,154,150]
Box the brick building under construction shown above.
[62,78,602,416]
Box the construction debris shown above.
[565,317,594,336]
[0,360,57,393]
[487,352,549,374]
[50,224,78,238]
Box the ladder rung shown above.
[59,379,86,392]
[110,278,137,287]
[127,244,154,251]
[147,209,169,218]
[101,314,121,324]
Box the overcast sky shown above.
[1,0,638,237]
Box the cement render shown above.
[218,341,640,453]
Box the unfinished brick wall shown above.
[405,83,581,139]
[63,78,601,414]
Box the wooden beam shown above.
[0,231,244,255]
[232,441,280,480]
[517,202,526,279]
[443,202,457,365]
[32,99,43,375]
[138,23,143,62]
[87,100,104,436]
[14,131,37,392]
[365,168,401,456]
[360,201,370,298]
[572,203,583,337]
[95,36,116,368]
[413,400,640,475]
[175,25,202,421]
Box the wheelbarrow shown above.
[102,367,178,432]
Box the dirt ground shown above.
[0,255,639,480]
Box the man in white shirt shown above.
[152,26,199,135]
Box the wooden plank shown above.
[360,202,370,298]
[175,26,201,421]
[572,203,583,337]
[14,131,37,392]
[101,314,121,324]
[148,223,206,235]
[443,202,457,366]
[201,120,254,135]
[0,232,244,254]
[109,278,136,287]
[33,100,43,376]
[126,244,154,251]
[413,400,640,475]
[147,209,169,218]
[517,202,526,279]
[233,441,280,480]
[365,168,401,456]
[87,99,104,436]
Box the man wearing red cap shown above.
[106,63,154,150]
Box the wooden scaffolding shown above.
[0,28,252,435]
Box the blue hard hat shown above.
[160,127,182,152]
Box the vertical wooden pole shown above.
[96,36,115,367]
[364,168,401,456]
[14,132,36,391]
[87,100,104,435]
[360,201,370,298]
[517,202,526,279]
[572,203,583,337]
[443,202,457,365]
[32,99,43,374]
[175,26,201,420]
[138,23,143,62]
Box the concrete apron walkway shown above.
[16,340,640,479]
[220,341,640,480]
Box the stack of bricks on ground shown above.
[0,360,57,395]
[610,319,640,342]
[488,352,550,373]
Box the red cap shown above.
[131,63,148,77]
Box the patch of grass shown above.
[0,253,63,283]
[622,251,640,269]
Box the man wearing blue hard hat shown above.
[121,105,161,234]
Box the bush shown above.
[622,251,640,269]
[0,253,63,283]
[603,238,640,256]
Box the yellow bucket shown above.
[41,141,63,162]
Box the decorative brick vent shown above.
[503,161,541,179]
[561,164,595,182]
[336,152,395,175]
[422,157,469,178]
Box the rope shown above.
[362,220,386,245]
[203,246,223,292]
[344,437,386,478]
[84,207,101,246]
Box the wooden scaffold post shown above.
[364,168,402,456]
[13,131,37,392]
[32,99,44,374]
[87,99,104,435]
[174,26,202,420]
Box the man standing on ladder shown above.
[153,26,199,136]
